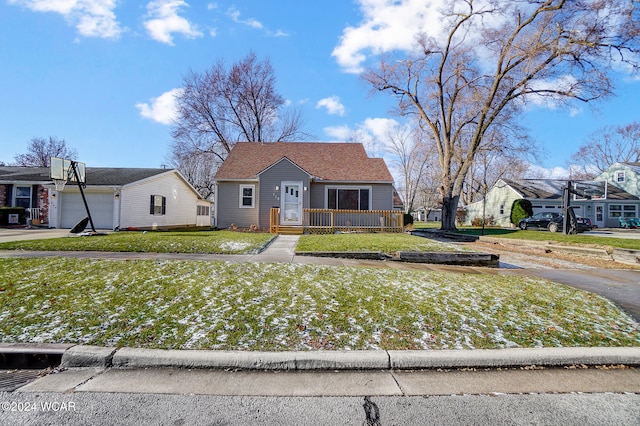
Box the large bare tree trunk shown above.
[441,195,459,231]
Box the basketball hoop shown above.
[53,178,67,191]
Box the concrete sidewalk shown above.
[15,365,640,397]
[6,345,640,396]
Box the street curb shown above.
[389,347,640,369]
[61,345,117,368]
[110,348,390,370]
[55,346,640,370]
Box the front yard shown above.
[295,233,468,253]
[1,258,638,351]
[0,230,274,254]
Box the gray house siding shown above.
[216,180,259,229]
[258,160,311,228]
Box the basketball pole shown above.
[70,160,97,233]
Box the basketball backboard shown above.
[573,181,607,200]
[50,157,85,183]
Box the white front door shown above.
[281,181,303,225]
[594,204,605,228]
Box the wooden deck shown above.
[270,208,404,234]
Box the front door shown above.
[281,181,303,226]
[594,204,605,228]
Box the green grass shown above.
[0,230,275,254]
[452,228,639,250]
[1,258,637,350]
[296,233,468,253]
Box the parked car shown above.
[518,212,562,231]
[518,212,592,233]
[575,216,594,232]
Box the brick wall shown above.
[0,185,7,207]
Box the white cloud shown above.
[227,8,263,29]
[525,164,570,179]
[225,7,289,37]
[144,0,203,45]
[9,0,123,38]
[136,88,183,125]
[332,0,448,73]
[324,125,352,141]
[323,117,400,158]
[316,96,346,116]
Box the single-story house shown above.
[464,162,640,228]
[214,142,401,232]
[0,166,211,230]
[412,207,442,222]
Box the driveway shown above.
[0,227,71,243]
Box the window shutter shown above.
[7,185,13,207]
[150,195,155,214]
[162,196,166,215]
[32,185,39,208]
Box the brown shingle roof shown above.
[214,142,394,182]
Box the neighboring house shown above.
[214,142,399,232]
[412,207,442,222]
[594,162,640,199]
[0,166,211,230]
[464,163,640,228]
[0,167,52,226]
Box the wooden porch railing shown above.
[270,208,404,234]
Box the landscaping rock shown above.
[392,251,499,267]
[613,248,640,265]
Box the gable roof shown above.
[0,166,51,183]
[503,179,639,201]
[503,179,566,200]
[214,142,394,182]
[0,166,171,186]
[614,162,640,174]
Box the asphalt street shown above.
[1,391,639,425]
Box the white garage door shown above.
[60,192,114,230]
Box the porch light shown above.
[304,187,307,191]
[275,185,279,191]
[114,193,120,199]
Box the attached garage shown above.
[59,192,114,230]
[46,167,211,231]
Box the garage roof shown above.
[0,166,171,186]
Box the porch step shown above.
[276,226,304,235]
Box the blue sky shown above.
[1,0,638,179]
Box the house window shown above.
[326,187,371,210]
[149,195,166,215]
[239,185,255,208]
[616,171,625,183]
[609,204,636,218]
[499,205,504,215]
[15,186,32,209]
[197,205,210,216]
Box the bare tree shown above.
[171,52,309,164]
[461,127,534,205]
[364,0,639,230]
[14,137,78,167]
[170,139,220,200]
[384,123,431,213]
[570,121,640,179]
